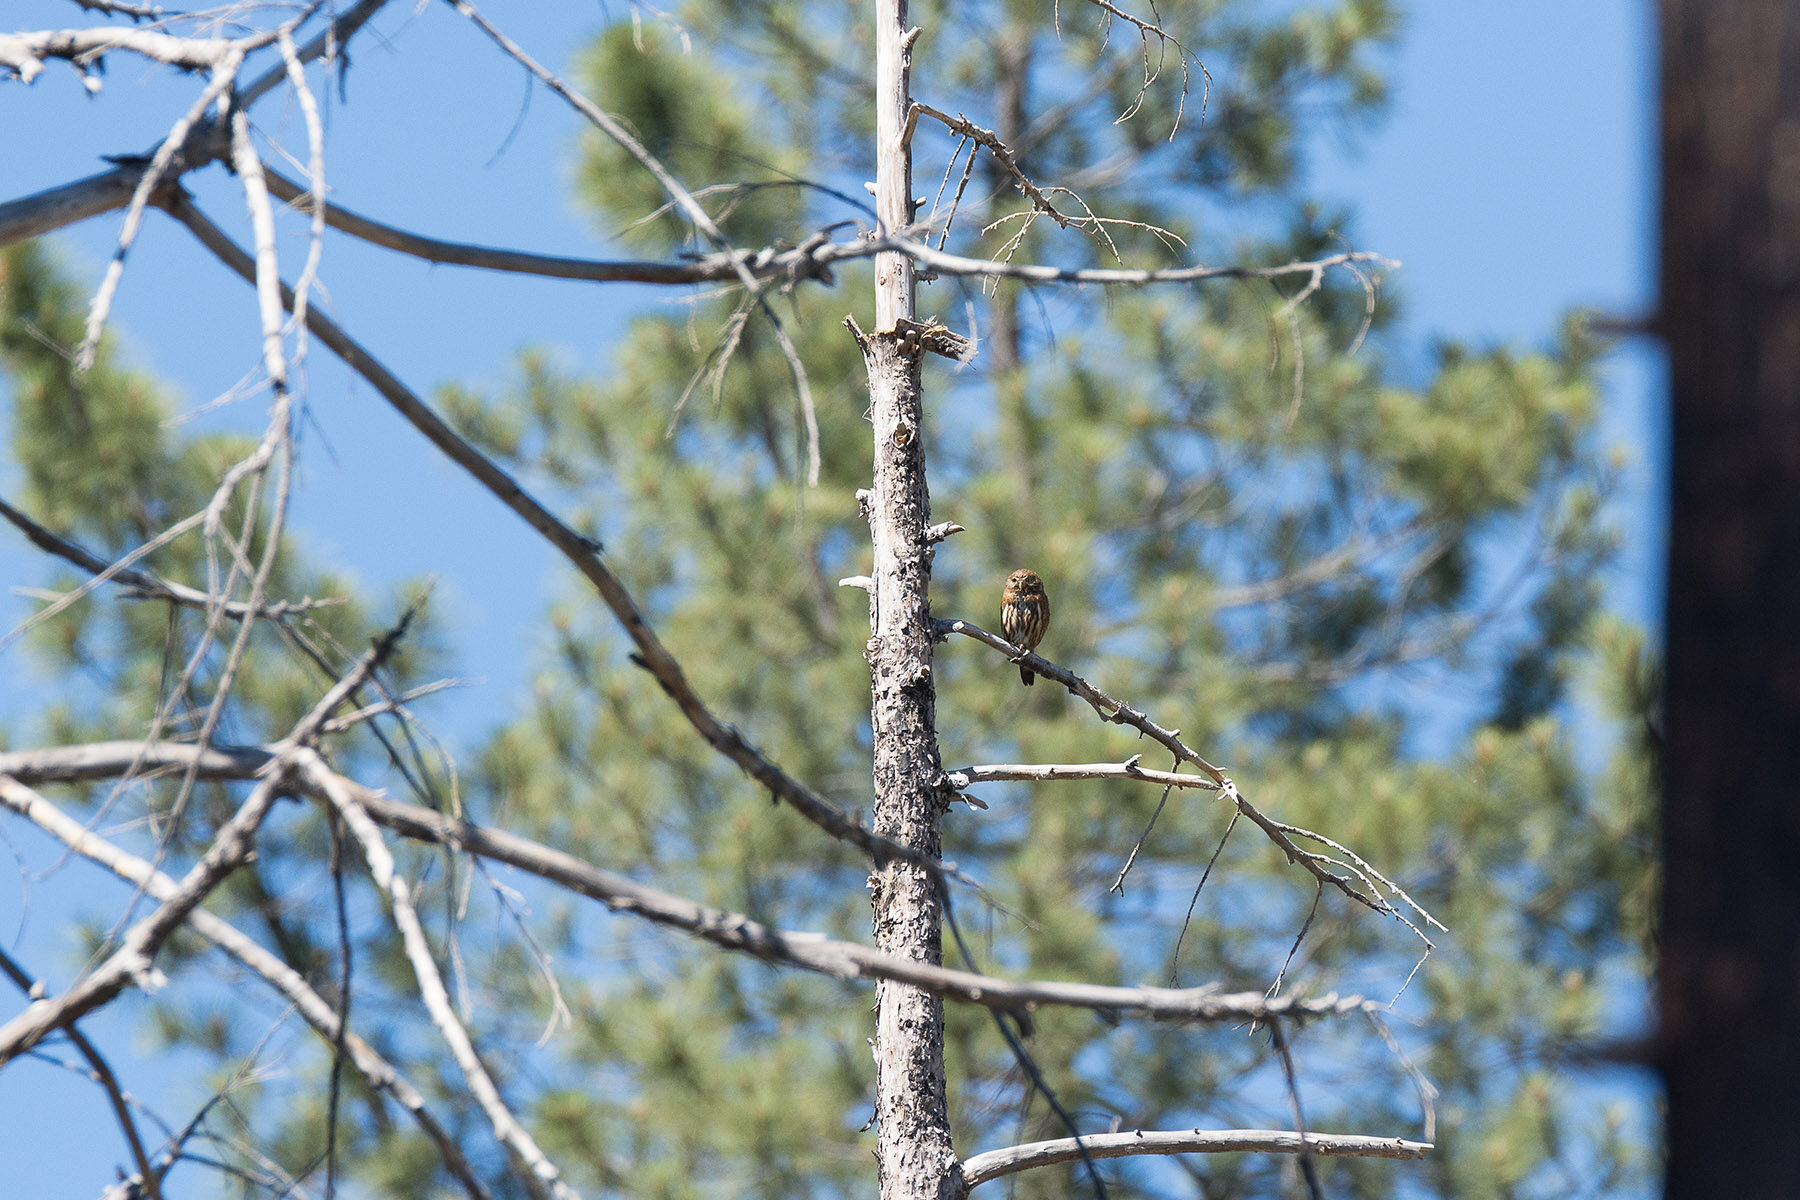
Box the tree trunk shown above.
[1659,2,1800,1196]
[861,1,960,1198]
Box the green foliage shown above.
[0,0,1655,1196]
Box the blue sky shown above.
[0,1,1659,1195]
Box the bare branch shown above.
[960,1127,1430,1190]
[0,946,158,1198]
[76,46,245,371]
[0,774,493,1200]
[238,0,393,108]
[0,492,342,620]
[445,0,819,485]
[161,191,983,893]
[0,767,286,1066]
[933,617,1442,943]
[0,607,416,1066]
[911,102,1072,228]
[299,751,579,1200]
[69,0,170,19]
[226,107,290,390]
[0,163,1391,308]
[0,740,1388,1028]
[1268,1020,1325,1200]
[0,26,258,83]
[0,168,144,247]
[258,167,833,285]
[947,758,1219,792]
[0,507,207,651]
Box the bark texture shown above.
[1660,3,1800,1196]
[864,331,958,1200]
[863,0,959,1196]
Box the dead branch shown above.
[911,102,1071,227]
[258,168,830,285]
[946,758,1220,792]
[959,1127,1431,1191]
[445,0,820,485]
[0,946,158,1198]
[0,492,341,620]
[237,0,393,108]
[0,161,1391,304]
[160,191,985,894]
[300,751,579,1200]
[933,617,1443,944]
[0,776,492,1200]
[0,605,416,1066]
[0,739,1387,1028]
[0,26,264,83]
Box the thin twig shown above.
[1268,1020,1325,1200]
[445,0,819,485]
[0,946,158,1198]
[1111,763,1179,896]
[1169,808,1240,986]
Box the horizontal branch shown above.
[0,164,1388,305]
[960,1128,1432,1190]
[0,27,257,83]
[0,168,143,246]
[0,740,1380,1026]
[946,757,1220,792]
[260,168,834,285]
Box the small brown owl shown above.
[1000,569,1051,686]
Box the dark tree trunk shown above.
[1659,3,1800,1197]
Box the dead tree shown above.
[0,3,1437,1198]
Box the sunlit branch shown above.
[300,750,580,1200]
[0,25,270,83]
[946,758,1220,791]
[160,191,985,894]
[0,776,494,1200]
[959,1127,1431,1190]
[933,617,1444,944]
[0,739,1392,1028]
[0,605,414,1066]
